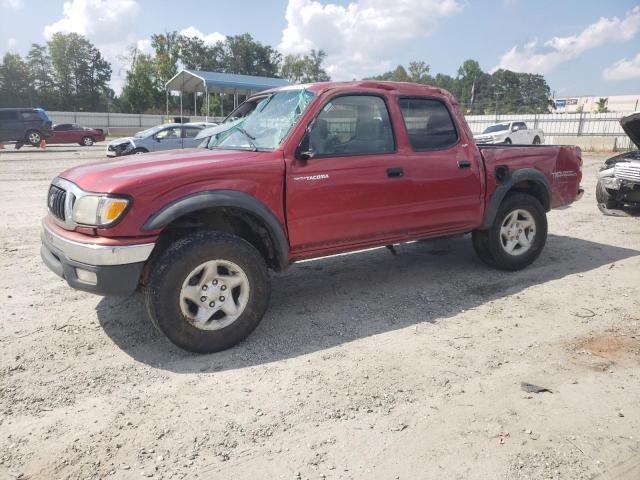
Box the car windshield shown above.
[206,88,315,151]
[135,125,167,138]
[483,124,510,133]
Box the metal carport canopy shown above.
[166,69,289,95]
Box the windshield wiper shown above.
[235,127,258,151]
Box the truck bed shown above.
[479,144,583,209]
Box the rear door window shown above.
[398,98,458,150]
[183,127,201,138]
[20,111,44,121]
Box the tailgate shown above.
[479,145,582,208]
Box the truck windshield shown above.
[483,124,510,133]
[206,88,315,151]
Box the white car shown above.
[106,122,217,157]
[474,121,544,145]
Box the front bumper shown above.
[40,220,155,296]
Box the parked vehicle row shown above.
[41,80,584,354]
[474,121,544,145]
[106,122,216,156]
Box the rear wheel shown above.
[26,130,42,146]
[80,136,94,146]
[144,231,270,353]
[472,193,547,270]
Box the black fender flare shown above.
[479,168,552,230]
[143,189,289,270]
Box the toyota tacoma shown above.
[41,81,584,353]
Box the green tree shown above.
[151,31,181,83]
[48,33,112,111]
[433,73,456,93]
[370,64,410,82]
[595,98,609,113]
[280,49,330,83]
[0,53,31,107]
[26,44,56,108]
[407,61,433,84]
[119,48,164,113]
[178,35,224,71]
[221,33,281,77]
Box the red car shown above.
[49,123,106,146]
[41,81,583,353]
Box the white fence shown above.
[465,112,635,150]
[47,111,224,132]
[47,110,636,150]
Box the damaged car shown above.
[597,112,640,215]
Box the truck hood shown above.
[621,111,640,149]
[60,148,265,193]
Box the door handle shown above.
[457,160,472,169]
[387,167,404,178]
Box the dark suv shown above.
[0,108,52,147]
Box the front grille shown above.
[615,162,640,183]
[48,185,67,221]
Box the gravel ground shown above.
[0,144,639,480]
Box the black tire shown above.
[504,138,512,145]
[471,229,497,267]
[595,179,617,209]
[131,148,147,154]
[80,136,94,146]
[26,130,42,146]
[533,136,541,145]
[144,231,271,353]
[472,193,547,271]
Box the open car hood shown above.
[621,111,640,149]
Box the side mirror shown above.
[154,135,161,142]
[295,132,314,161]
[511,126,519,132]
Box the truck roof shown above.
[258,81,455,102]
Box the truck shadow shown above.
[96,234,639,372]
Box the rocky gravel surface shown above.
[0,145,639,479]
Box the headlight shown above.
[72,195,130,226]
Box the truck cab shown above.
[41,81,582,353]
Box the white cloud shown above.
[603,52,640,81]
[279,0,463,80]
[136,38,153,55]
[495,5,640,74]
[7,37,17,49]
[179,26,225,46]
[1,0,22,9]
[43,0,142,93]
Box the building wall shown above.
[553,94,640,113]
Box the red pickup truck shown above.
[41,81,583,353]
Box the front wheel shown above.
[472,193,547,270]
[131,148,147,155]
[144,231,271,353]
[503,138,512,145]
[533,136,541,145]
[595,179,618,210]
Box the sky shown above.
[1,0,639,97]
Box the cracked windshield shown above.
[206,89,315,151]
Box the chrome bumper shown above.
[41,220,155,266]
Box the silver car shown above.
[106,122,216,157]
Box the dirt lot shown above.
[1,144,639,480]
